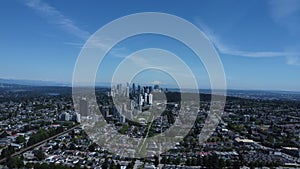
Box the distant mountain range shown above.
[0,78,113,87]
[0,79,173,88]
[1,78,300,101]
[0,78,69,87]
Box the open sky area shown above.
[1,0,300,91]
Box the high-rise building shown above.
[149,86,153,93]
[148,93,153,105]
[117,84,122,94]
[59,112,70,121]
[73,113,81,123]
[108,90,115,97]
[111,90,115,97]
[80,99,88,116]
[132,83,136,95]
[122,103,127,112]
[130,100,135,110]
[120,114,126,123]
[137,85,141,93]
[144,93,148,103]
[145,86,150,94]
[126,86,130,97]
[141,87,144,94]
[101,106,110,119]
[243,115,250,123]
[139,94,144,106]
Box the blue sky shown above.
[1,0,300,91]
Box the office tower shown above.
[117,84,122,94]
[130,100,135,110]
[126,86,130,97]
[139,94,144,106]
[137,85,141,94]
[122,103,127,112]
[144,93,148,104]
[59,112,70,121]
[243,115,250,123]
[73,113,81,123]
[101,106,109,119]
[149,93,153,105]
[80,99,88,116]
[141,87,144,94]
[120,114,126,123]
[108,90,115,97]
[146,86,150,94]
[111,90,115,97]
[114,86,119,95]
[132,83,136,95]
[149,86,153,93]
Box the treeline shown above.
[161,155,237,168]
[0,126,65,159]
[160,154,280,168]
[5,157,88,169]
[27,126,64,146]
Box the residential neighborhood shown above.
[0,84,300,168]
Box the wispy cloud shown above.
[195,18,300,65]
[286,56,300,65]
[24,0,90,40]
[268,0,300,35]
[149,80,164,85]
[63,42,84,47]
[24,0,130,58]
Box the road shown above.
[0,124,80,164]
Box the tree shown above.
[174,157,181,165]
[74,164,81,169]
[25,162,33,169]
[40,163,49,169]
[1,145,15,158]
[34,149,45,160]
[191,157,197,166]
[186,157,192,166]
[0,131,8,138]
[161,156,167,164]
[116,163,121,169]
[69,143,77,150]
[110,161,118,169]
[102,158,109,169]
[119,125,129,134]
[7,157,24,169]
[16,135,26,144]
[88,143,97,152]
[126,160,134,169]
[154,155,159,167]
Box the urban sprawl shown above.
[0,83,300,169]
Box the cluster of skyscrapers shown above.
[59,111,81,123]
[108,83,160,104]
[108,83,130,98]
[108,83,157,108]
[135,86,154,107]
[76,83,159,124]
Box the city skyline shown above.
[1,0,300,91]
